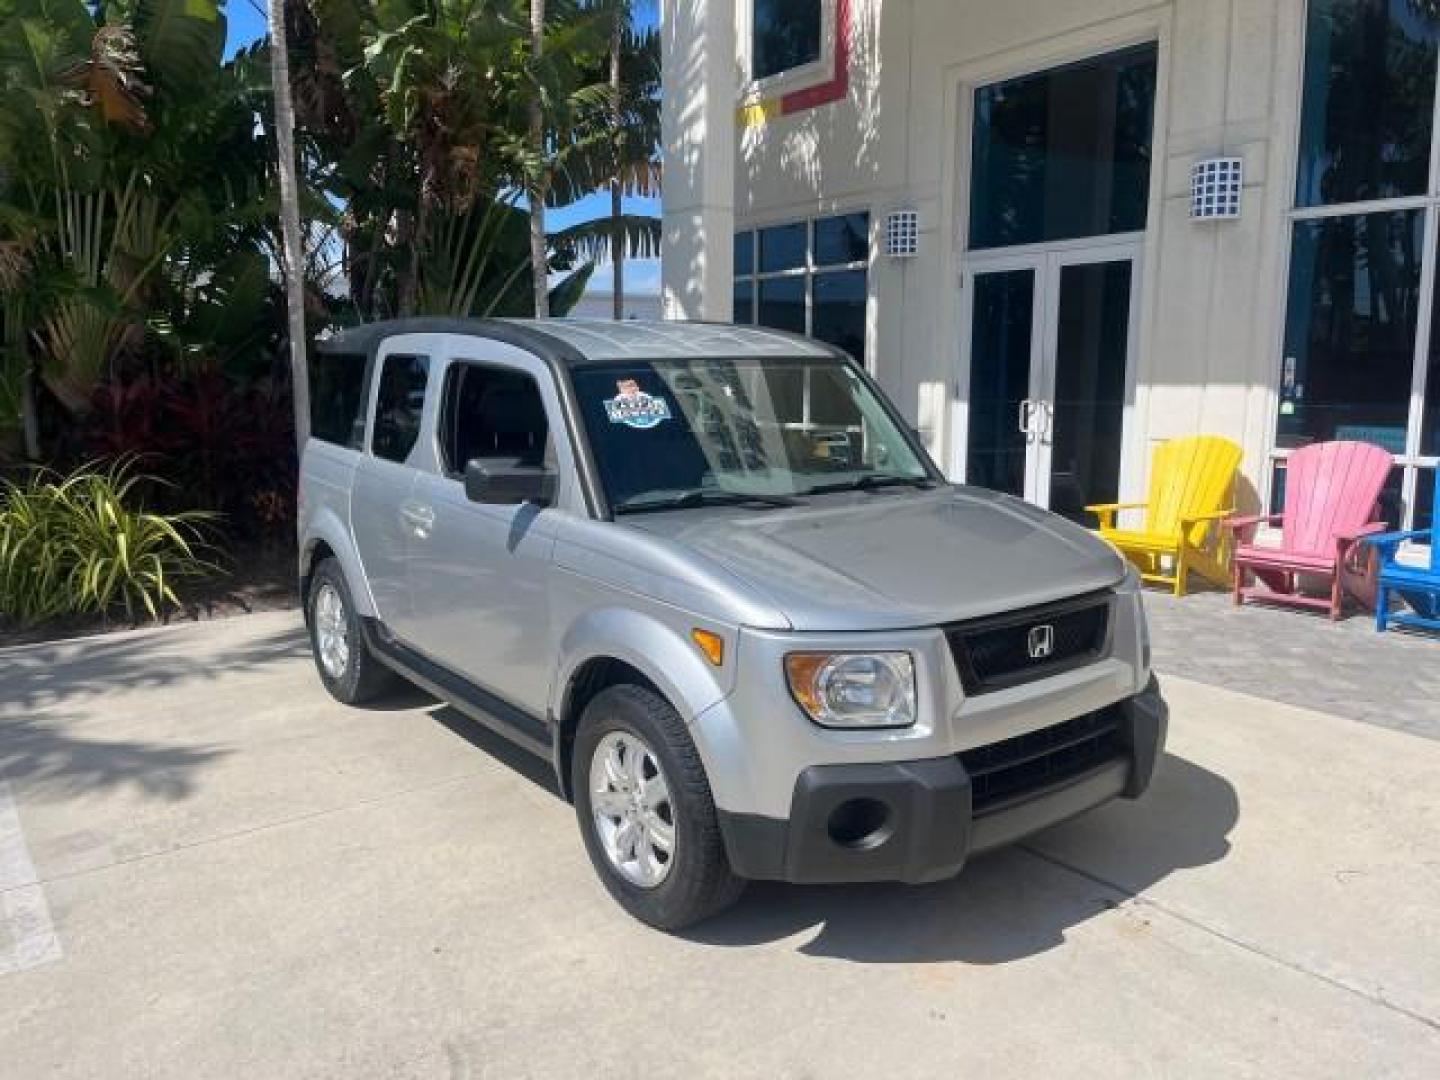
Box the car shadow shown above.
[428,704,565,800]
[682,753,1236,965]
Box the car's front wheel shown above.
[573,685,745,930]
[307,558,398,705]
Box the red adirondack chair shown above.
[1224,441,1393,621]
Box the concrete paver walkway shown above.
[1146,587,1440,740]
[1,611,1438,1077]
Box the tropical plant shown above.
[286,0,640,323]
[0,0,279,459]
[0,460,215,624]
[83,368,296,539]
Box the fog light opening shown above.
[827,798,893,851]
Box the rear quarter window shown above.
[309,351,368,448]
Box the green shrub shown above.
[0,462,216,625]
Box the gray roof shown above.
[317,317,836,364]
[508,318,833,360]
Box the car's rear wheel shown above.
[573,685,745,931]
[307,558,398,705]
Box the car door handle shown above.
[399,503,435,535]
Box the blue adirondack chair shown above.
[1365,480,1440,635]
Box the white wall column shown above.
[660,0,736,320]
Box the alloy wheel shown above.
[588,730,676,888]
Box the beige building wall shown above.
[723,0,1310,511]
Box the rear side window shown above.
[372,354,430,463]
[440,362,551,476]
[309,351,367,447]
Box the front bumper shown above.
[717,676,1167,884]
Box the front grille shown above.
[961,708,1126,816]
[945,591,1112,694]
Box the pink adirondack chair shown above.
[1224,441,1393,621]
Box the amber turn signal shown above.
[691,628,725,666]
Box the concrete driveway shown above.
[2,611,1438,1078]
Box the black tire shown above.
[572,685,745,931]
[306,558,399,705]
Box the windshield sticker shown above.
[604,379,672,429]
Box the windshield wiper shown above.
[800,475,937,496]
[614,489,801,515]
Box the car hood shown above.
[620,486,1127,631]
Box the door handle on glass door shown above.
[1017,399,1036,439]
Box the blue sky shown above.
[226,1,661,297]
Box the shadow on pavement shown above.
[429,705,565,800]
[685,754,1236,965]
[0,714,230,801]
[0,625,309,715]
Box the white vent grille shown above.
[884,210,920,257]
[1191,157,1243,221]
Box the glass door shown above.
[962,261,1044,499]
[960,245,1139,522]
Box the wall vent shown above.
[1191,157,1243,221]
[884,209,920,257]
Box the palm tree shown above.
[267,0,311,445]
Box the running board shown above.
[361,620,553,760]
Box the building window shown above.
[969,44,1158,250]
[1296,0,1439,208]
[734,212,870,364]
[752,0,823,82]
[1282,0,1440,528]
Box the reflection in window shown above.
[1296,0,1440,208]
[752,0,823,81]
[969,44,1157,250]
[1278,211,1423,449]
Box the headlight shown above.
[784,652,916,729]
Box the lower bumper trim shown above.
[718,676,1167,885]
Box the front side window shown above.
[371,354,430,463]
[440,363,551,476]
[571,357,930,513]
[752,0,823,81]
[969,44,1158,250]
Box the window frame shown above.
[1273,0,1440,530]
[739,0,837,100]
[436,358,553,480]
[368,351,431,465]
[734,211,872,372]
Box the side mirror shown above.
[464,458,556,506]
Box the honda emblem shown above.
[1027,624,1055,660]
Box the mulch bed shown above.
[0,540,300,649]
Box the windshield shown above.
[570,357,934,514]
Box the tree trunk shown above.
[529,0,549,319]
[268,0,311,447]
[610,13,624,320]
[20,360,41,462]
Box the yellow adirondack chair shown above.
[1087,435,1243,597]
